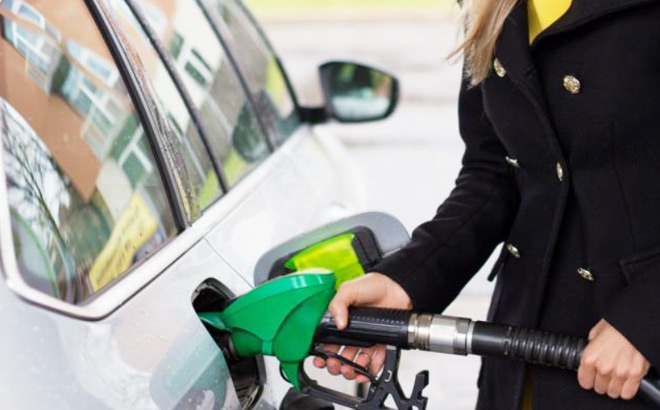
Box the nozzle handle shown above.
[315,307,412,348]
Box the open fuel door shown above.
[253,212,409,287]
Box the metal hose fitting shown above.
[408,314,472,355]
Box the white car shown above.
[0,0,401,409]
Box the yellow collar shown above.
[528,0,573,43]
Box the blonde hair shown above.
[452,0,518,85]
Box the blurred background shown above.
[246,1,502,409]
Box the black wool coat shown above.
[374,0,660,409]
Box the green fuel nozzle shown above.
[199,271,336,390]
[198,229,379,390]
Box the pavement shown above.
[257,10,501,409]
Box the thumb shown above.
[328,284,357,330]
[588,319,607,341]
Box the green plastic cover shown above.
[199,272,336,390]
[285,233,365,289]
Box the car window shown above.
[0,0,177,303]
[109,0,271,187]
[202,0,300,144]
[103,0,225,217]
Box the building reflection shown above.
[106,0,226,204]
[0,0,174,303]
[108,0,269,187]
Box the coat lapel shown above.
[494,0,546,105]
[494,0,658,107]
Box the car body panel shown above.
[203,125,363,288]
[0,240,250,409]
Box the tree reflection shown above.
[1,100,85,301]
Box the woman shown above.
[313,0,660,409]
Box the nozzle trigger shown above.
[299,346,428,410]
[310,349,376,384]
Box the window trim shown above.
[122,0,231,193]
[195,0,276,152]
[198,0,303,145]
[230,0,304,123]
[88,0,189,230]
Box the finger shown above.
[369,345,387,376]
[353,350,373,383]
[621,355,649,400]
[589,320,607,341]
[340,346,360,380]
[356,375,371,384]
[621,377,642,400]
[594,372,611,395]
[314,344,332,368]
[578,357,597,390]
[313,357,326,368]
[606,375,625,399]
[323,345,342,375]
[355,347,378,384]
[355,348,373,368]
[340,345,359,359]
[329,285,357,330]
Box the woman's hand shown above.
[578,319,651,400]
[312,272,412,383]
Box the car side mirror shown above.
[319,61,399,123]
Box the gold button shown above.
[563,75,581,94]
[556,162,565,182]
[506,244,521,259]
[578,268,595,282]
[505,156,520,168]
[494,58,507,78]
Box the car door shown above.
[75,0,361,408]
[0,0,265,408]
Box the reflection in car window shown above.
[104,0,223,217]
[109,0,270,187]
[202,0,300,144]
[1,0,177,303]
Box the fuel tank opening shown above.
[192,279,265,409]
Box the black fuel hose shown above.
[314,308,660,407]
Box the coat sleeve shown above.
[372,75,520,313]
[604,258,660,367]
